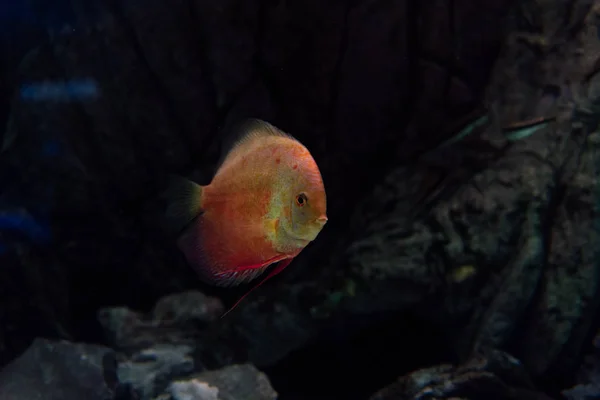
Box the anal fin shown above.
[220,258,294,318]
[212,254,291,287]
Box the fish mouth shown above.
[316,215,328,226]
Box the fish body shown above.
[165,119,328,314]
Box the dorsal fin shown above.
[215,118,296,171]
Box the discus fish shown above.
[164,119,328,316]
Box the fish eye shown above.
[295,193,307,207]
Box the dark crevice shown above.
[398,0,424,155]
[45,42,110,195]
[441,0,457,105]
[184,0,219,152]
[539,172,565,270]
[503,167,565,394]
[186,0,219,114]
[325,0,420,242]
[361,0,395,23]
[418,55,477,101]
[41,25,172,343]
[405,0,421,126]
[548,282,600,396]
[263,311,455,400]
[563,0,592,41]
[213,0,281,150]
[75,28,145,191]
[0,62,9,147]
[327,0,352,135]
[449,0,456,51]
[360,0,425,202]
[253,0,283,122]
[104,0,195,163]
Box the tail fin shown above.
[162,175,204,237]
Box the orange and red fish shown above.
[164,119,328,316]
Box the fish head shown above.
[286,152,328,242]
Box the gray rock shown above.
[98,291,224,352]
[0,338,114,400]
[168,364,277,400]
[0,335,277,400]
[370,349,553,400]
[118,344,195,400]
[97,291,278,400]
[340,0,600,382]
[152,291,225,326]
[170,380,219,400]
[562,330,600,399]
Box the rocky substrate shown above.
[1,290,585,400]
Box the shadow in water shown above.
[263,311,455,400]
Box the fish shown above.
[164,118,328,317]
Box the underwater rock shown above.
[98,289,316,370]
[0,338,114,400]
[97,292,278,400]
[98,290,224,352]
[0,231,72,367]
[340,0,600,389]
[170,380,220,400]
[370,349,553,400]
[562,330,600,400]
[0,335,277,400]
[168,364,277,400]
[116,344,196,400]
